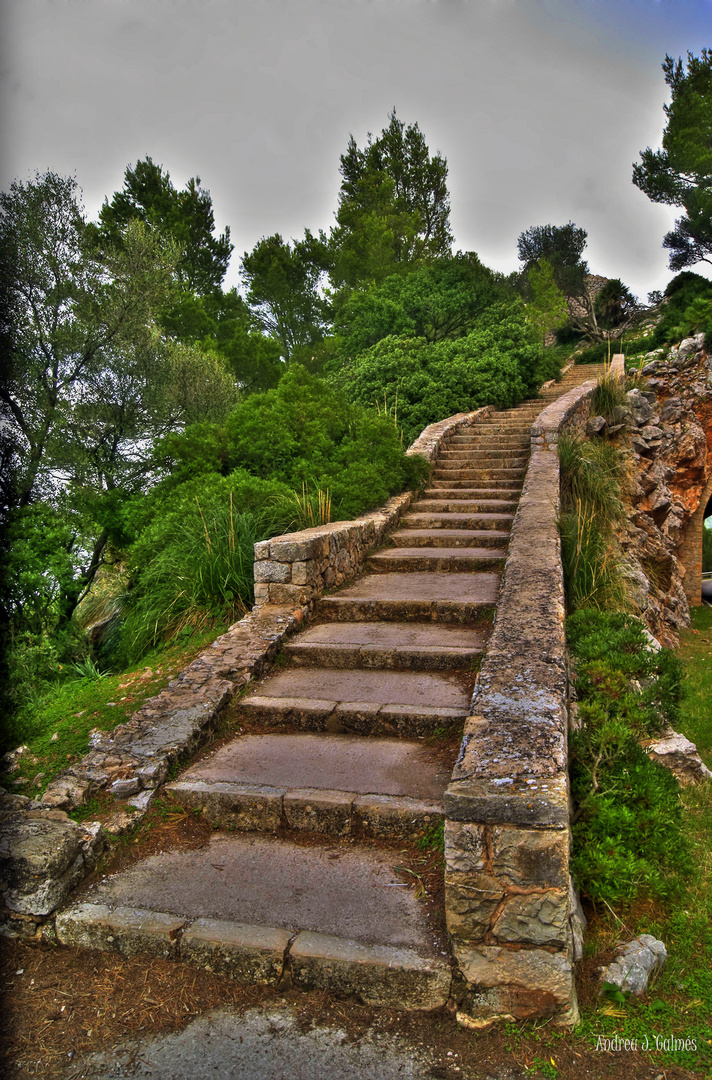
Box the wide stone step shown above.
[472,423,534,435]
[400,511,514,530]
[166,733,449,837]
[284,619,487,669]
[448,437,529,450]
[437,449,528,464]
[408,499,517,514]
[431,467,526,481]
[429,478,522,491]
[369,547,506,574]
[390,527,511,548]
[56,834,451,1009]
[239,663,475,734]
[317,570,499,624]
[421,486,519,499]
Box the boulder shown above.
[599,935,667,996]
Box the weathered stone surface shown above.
[454,943,574,1016]
[599,934,667,996]
[56,903,185,959]
[0,813,105,916]
[167,781,285,831]
[289,931,451,1010]
[445,872,504,940]
[283,789,354,835]
[446,777,569,828]
[490,826,569,889]
[353,795,442,840]
[181,918,291,983]
[491,890,569,946]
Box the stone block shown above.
[491,889,569,946]
[270,538,316,562]
[444,820,487,875]
[110,776,141,798]
[253,540,271,561]
[0,813,97,916]
[181,918,291,983]
[289,931,451,1010]
[290,560,314,586]
[490,826,569,889]
[446,777,569,828]
[445,872,503,940]
[253,561,292,584]
[166,781,284,831]
[269,584,311,606]
[453,942,574,1019]
[353,795,442,840]
[56,903,185,959]
[253,584,270,604]
[283,788,354,835]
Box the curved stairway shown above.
[58,367,598,1010]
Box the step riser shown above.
[429,480,522,491]
[285,641,483,671]
[437,451,528,464]
[421,488,519,499]
[316,597,496,623]
[390,529,510,548]
[167,782,444,841]
[238,697,467,736]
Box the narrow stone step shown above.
[369,547,506,574]
[401,511,514,530]
[448,436,529,449]
[56,834,451,1009]
[284,620,487,669]
[316,571,499,624]
[390,527,511,548]
[429,478,521,491]
[165,733,448,838]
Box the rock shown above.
[110,776,141,798]
[644,733,712,785]
[625,389,652,425]
[677,333,705,360]
[569,879,586,962]
[599,935,667,996]
[586,415,606,436]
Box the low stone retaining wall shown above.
[252,407,492,609]
[444,380,595,1029]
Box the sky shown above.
[1,0,711,300]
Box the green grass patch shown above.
[0,627,222,796]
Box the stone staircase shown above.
[56,368,595,1011]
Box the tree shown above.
[525,258,569,347]
[0,171,236,628]
[593,278,637,330]
[330,110,453,289]
[241,231,330,361]
[95,156,233,294]
[516,222,608,340]
[633,50,712,271]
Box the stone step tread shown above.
[430,471,526,481]
[401,512,514,528]
[55,835,451,1009]
[437,449,528,459]
[409,500,517,513]
[243,665,473,711]
[421,487,520,498]
[238,695,468,735]
[319,570,500,603]
[429,480,522,491]
[287,620,487,651]
[390,528,511,547]
[369,548,505,570]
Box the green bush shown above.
[704,522,712,573]
[567,610,691,905]
[651,271,712,347]
[334,302,542,443]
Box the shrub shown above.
[335,302,542,443]
[567,610,691,905]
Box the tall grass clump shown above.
[117,494,289,666]
[558,433,628,612]
[590,370,628,417]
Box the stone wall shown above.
[445,381,595,1029]
[252,407,492,610]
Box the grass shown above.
[0,626,224,799]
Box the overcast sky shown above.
[2,0,711,299]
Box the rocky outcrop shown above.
[587,335,711,645]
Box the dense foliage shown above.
[566,609,691,904]
[335,302,550,442]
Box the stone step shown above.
[316,570,499,624]
[472,423,534,434]
[56,834,451,1009]
[390,527,511,548]
[368,547,506,574]
[431,467,526,481]
[165,733,449,837]
[429,478,522,491]
[437,449,528,464]
[408,499,517,514]
[400,511,514,530]
[421,486,519,499]
[284,619,487,670]
[447,435,529,449]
